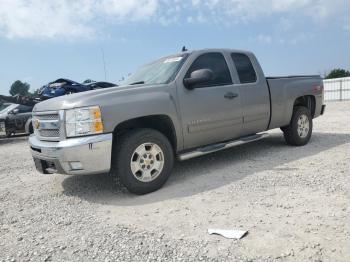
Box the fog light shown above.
[69,161,83,170]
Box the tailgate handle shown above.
[224,92,238,99]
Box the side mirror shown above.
[183,69,214,89]
[11,109,19,114]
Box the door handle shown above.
[224,92,238,99]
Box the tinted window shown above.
[0,104,10,112]
[231,53,257,84]
[17,105,33,113]
[186,53,232,88]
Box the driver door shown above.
[177,52,243,149]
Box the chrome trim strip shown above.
[32,110,63,141]
[59,110,66,140]
[33,110,59,116]
[29,133,113,175]
[30,133,112,149]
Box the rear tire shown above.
[111,128,174,195]
[282,106,313,146]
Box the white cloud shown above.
[256,34,272,44]
[0,0,349,39]
[187,0,350,23]
[0,0,158,39]
[99,0,157,21]
[279,17,293,32]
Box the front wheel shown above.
[282,106,313,146]
[111,128,174,195]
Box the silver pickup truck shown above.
[29,49,326,194]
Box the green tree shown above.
[325,69,350,79]
[30,89,40,97]
[9,80,30,96]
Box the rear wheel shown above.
[282,106,313,146]
[111,128,174,195]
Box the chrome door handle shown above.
[224,92,238,99]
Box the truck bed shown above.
[266,75,323,130]
[266,75,320,79]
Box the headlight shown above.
[65,106,104,137]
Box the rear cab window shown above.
[186,52,232,88]
[231,53,257,84]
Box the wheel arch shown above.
[113,115,178,152]
[293,95,316,118]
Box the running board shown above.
[178,133,269,161]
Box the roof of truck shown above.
[181,48,252,55]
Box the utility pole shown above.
[101,47,107,81]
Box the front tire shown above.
[282,106,313,146]
[111,128,174,195]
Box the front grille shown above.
[39,129,60,138]
[36,114,59,121]
[33,112,61,141]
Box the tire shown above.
[111,128,174,195]
[28,123,34,134]
[282,106,313,146]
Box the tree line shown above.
[8,80,38,97]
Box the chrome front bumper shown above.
[29,133,113,175]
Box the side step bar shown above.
[178,133,269,161]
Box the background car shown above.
[0,103,33,137]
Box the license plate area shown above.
[33,158,57,174]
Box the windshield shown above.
[0,104,9,112]
[121,53,189,86]
[0,104,16,114]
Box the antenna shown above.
[100,47,107,81]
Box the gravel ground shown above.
[0,102,349,262]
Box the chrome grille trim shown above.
[35,114,59,120]
[39,129,60,137]
[33,111,62,141]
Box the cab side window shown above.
[186,53,232,88]
[231,53,257,84]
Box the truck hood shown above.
[33,84,163,112]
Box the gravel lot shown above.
[0,102,349,262]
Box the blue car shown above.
[37,78,117,100]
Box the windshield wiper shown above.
[130,81,145,85]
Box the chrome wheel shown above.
[297,114,310,138]
[130,143,165,182]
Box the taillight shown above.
[312,85,323,92]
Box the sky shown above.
[0,0,350,95]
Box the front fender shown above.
[98,86,183,150]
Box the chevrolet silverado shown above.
[29,49,326,194]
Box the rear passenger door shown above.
[230,53,270,135]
